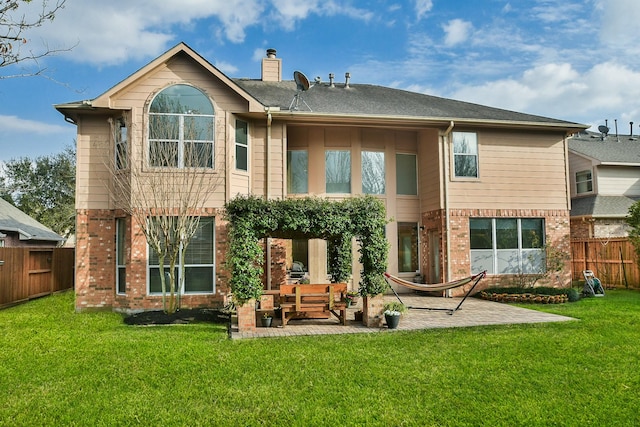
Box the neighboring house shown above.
[0,198,64,247]
[569,129,640,239]
[55,43,586,312]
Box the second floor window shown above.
[396,153,417,195]
[148,84,215,168]
[453,132,478,178]
[576,170,593,194]
[326,150,351,193]
[362,151,385,194]
[287,150,308,194]
[115,118,128,170]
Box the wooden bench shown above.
[279,283,348,326]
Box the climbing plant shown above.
[224,195,389,304]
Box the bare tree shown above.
[106,113,222,314]
[1,0,69,77]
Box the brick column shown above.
[363,294,384,327]
[236,299,256,332]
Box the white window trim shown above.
[451,131,479,180]
[575,169,593,194]
[235,119,249,173]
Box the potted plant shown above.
[383,301,407,329]
[261,312,273,328]
[344,291,360,307]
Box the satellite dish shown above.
[598,125,610,135]
[293,71,311,91]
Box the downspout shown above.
[265,109,273,290]
[442,121,454,293]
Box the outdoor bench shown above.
[279,283,348,326]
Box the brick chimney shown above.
[261,48,281,82]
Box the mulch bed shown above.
[123,308,230,326]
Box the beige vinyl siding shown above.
[597,165,640,196]
[418,129,441,212]
[76,116,113,209]
[568,153,595,197]
[448,130,569,210]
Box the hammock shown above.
[384,271,486,315]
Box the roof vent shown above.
[344,72,351,88]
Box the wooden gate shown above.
[0,247,74,308]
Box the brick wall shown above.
[428,208,571,295]
[76,209,230,313]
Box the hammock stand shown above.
[383,271,487,315]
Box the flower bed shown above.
[479,292,568,304]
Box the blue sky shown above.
[2,0,640,162]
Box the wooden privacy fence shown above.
[571,238,640,289]
[0,247,74,309]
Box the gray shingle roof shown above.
[569,131,640,164]
[0,198,64,243]
[234,79,585,127]
[571,195,639,218]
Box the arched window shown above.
[148,84,215,168]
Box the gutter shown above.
[265,108,273,290]
[442,121,454,291]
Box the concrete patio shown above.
[230,294,576,339]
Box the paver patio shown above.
[230,294,576,339]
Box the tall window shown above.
[398,222,419,273]
[396,153,417,195]
[326,150,351,193]
[116,218,126,294]
[287,150,308,194]
[470,218,544,275]
[235,120,248,171]
[453,132,478,178]
[148,217,215,294]
[362,151,385,194]
[148,84,215,168]
[576,170,593,194]
[115,118,128,170]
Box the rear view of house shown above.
[55,43,586,312]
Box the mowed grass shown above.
[1,291,639,426]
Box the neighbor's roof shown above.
[234,79,586,130]
[569,131,640,165]
[0,198,64,242]
[571,194,639,218]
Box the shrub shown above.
[567,288,581,302]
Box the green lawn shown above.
[1,291,639,426]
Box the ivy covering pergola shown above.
[224,195,389,304]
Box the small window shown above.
[453,132,478,178]
[362,151,385,194]
[398,222,419,273]
[576,170,593,194]
[287,150,308,194]
[115,118,128,170]
[116,218,126,294]
[396,153,417,195]
[235,120,248,171]
[326,150,351,193]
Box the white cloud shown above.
[0,115,69,134]
[442,19,473,47]
[448,61,640,126]
[269,0,373,31]
[415,0,433,20]
[597,0,640,48]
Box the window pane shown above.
[287,150,308,193]
[117,268,126,294]
[149,115,179,140]
[148,267,179,293]
[116,219,126,264]
[522,249,545,274]
[521,219,544,248]
[497,249,520,274]
[184,218,214,264]
[326,150,351,193]
[150,141,179,167]
[470,218,492,249]
[453,132,478,178]
[184,267,214,293]
[397,222,419,273]
[236,120,247,145]
[576,170,592,193]
[496,219,518,249]
[396,153,417,195]
[470,250,494,274]
[184,116,213,141]
[236,145,248,171]
[362,151,385,194]
[150,85,214,115]
[185,142,213,168]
